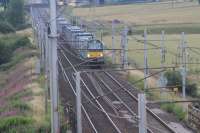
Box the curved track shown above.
[31,6,177,133]
[58,42,176,133]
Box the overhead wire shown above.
[58,50,141,123]
[33,2,181,131]
[58,56,99,133]
[58,48,139,120]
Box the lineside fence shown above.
[188,104,200,131]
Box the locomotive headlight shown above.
[100,53,103,57]
[87,53,90,58]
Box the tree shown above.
[0,40,12,65]
[164,70,182,90]
[6,0,25,27]
[0,0,9,10]
[0,21,15,33]
[164,70,198,97]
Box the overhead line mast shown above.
[49,0,59,132]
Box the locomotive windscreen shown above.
[87,40,103,50]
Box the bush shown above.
[11,89,32,100]
[0,35,31,65]
[161,103,186,121]
[0,116,33,131]
[127,27,133,35]
[0,40,13,64]
[0,21,15,34]
[6,0,25,28]
[164,70,182,89]
[0,50,38,71]
[173,105,186,121]
[13,36,31,49]
[102,31,110,36]
[0,12,6,21]
[164,70,198,97]
[161,103,174,113]
[186,83,198,97]
[10,100,30,111]
[15,23,31,30]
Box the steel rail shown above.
[59,49,122,133]
[93,72,138,118]
[86,73,120,115]
[95,72,153,133]
[104,71,176,133]
[58,57,98,133]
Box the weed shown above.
[161,103,186,121]
[10,100,30,112]
[0,116,33,131]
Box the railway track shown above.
[58,44,124,132]
[58,42,176,133]
[94,71,176,133]
[32,7,177,132]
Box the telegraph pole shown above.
[144,29,148,90]
[38,23,43,69]
[76,72,82,133]
[44,27,49,113]
[112,20,115,64]
[120,26,128,69]
[138,93,147,133]
[100,28,103,42]
[49,0,59,132]
[41,27,45,70]
[124,26,128,69]
[160,31,165,92]
[181,32,187,98]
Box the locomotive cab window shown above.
[87,40,103,50]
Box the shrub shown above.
[127,74,144,90]
[6,0,25,28]
[0,12,6,21]
[127,27,133,35]
[10,100,30,111]
[0,50,38,71]
[161,103,186,121]
[164,70,198,97]
[36,123,51,133]
[186,83,198,97]
[0,116,33,131]
[0,40,13,64]
[164,70,182,90]
[13,36,31,49]
[11,89,32,100]
[0,35,31,65]
[161,103,174,113]
[102,31,110,36]
[173,105,186,121]
[0,21,15,34]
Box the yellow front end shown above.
[87,51,103,58]
[87,51,104,64]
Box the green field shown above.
[102,34,200,70]
[74,1,200,25]
[72,2,200,73]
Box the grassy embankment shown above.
[0,29,53,132]
[0,0,54,131]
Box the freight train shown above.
[57,17,104,64]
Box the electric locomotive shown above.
[58,17,104,64]
[86,39,104,64]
